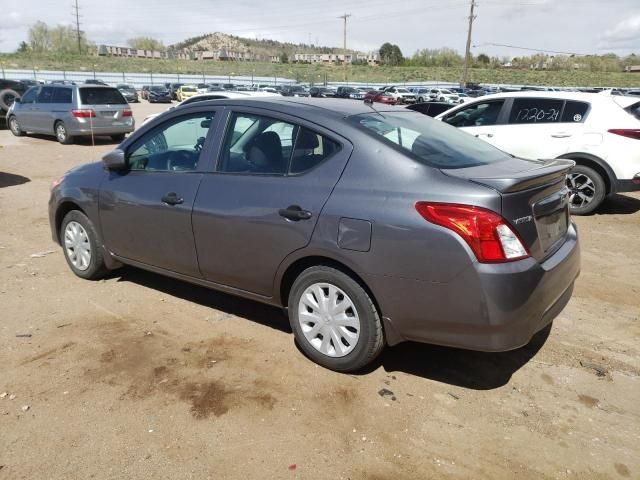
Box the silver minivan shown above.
[7,84,135,144]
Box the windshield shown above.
[182,87,197,92]
[397,88,410,93]
[117,84,134,90]
[79,87,127,105]
[350,112,511,169]
[441,90,453,95]
[150,86,167,92]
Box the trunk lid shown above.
[442,158,574,261]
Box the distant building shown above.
[97,44,281,63]
[293,51,379,65]
[625,65,640,73]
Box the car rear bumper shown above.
[615,177,640,193]
[368,223,581,350]
[67,123,135,136]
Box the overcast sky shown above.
[2,0,639,58]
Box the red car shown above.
[363,90,397,105]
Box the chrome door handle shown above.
[551,133,572,138]
[475,133,494,138]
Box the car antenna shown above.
[363,98,385,117]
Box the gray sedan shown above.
[48,98,580,371]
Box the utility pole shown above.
[462,0,476,88]
[73,0,82,54]
[338,13,351,82]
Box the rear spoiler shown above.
[444,159,574,193]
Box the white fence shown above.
[1,69,296,88]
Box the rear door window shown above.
[36,87,55,104]
[508,98,563,124]
[290,128,340,174]
[52,88,72,104]
[624,101,640,121]
[561,101,589,123]
[79,88,127,105]
[443,100,505,127]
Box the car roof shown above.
[466,90,626,103]
[177,96,406,119]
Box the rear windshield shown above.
[350,112,512,169]
[625,101,640,121]
[79,87,126,105]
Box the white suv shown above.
[436,92,640,214]
[428,88,460,104]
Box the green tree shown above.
[17,41,29,53]
[379,42,403,66]
[281,51,289,64]
[476,53,490,65]
[28,21,50,52]
[128,37,165,51]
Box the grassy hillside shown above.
[2,53,639,87]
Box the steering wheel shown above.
[167,150,194,171]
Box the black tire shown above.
[60,210,108,280]
[8,115,25,137]
[288,266,384,372]
[111,133,126,142]
[566,165,606,215]
[0,88,20,111]
[54,121,73,144]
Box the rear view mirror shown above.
[102,149,126,170]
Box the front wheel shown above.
[111,133,126,142]
[8,116,25,136]
[288,266,384,372]
[566,165,606,215]
[60,210,108,280]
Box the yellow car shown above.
[176,85,198,102]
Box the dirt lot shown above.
[0,102,638,479]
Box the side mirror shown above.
[102,149,127,170]
[13,97,21,104]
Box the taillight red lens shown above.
[415,202,530,263]
[122,109,133,117]
[608,129,640,140]
[71,109,96,118]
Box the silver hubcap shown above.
[298,283,360,357]
[10,118,20,133]
[56,124,66,141]
[64,221,91,271]
[567,173,595,208]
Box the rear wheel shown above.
[60,210,108,280]
[55,121,73,144]
[8,116,25,136]
[288,266,384,372]
[566,165,605,215]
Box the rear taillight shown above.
[608,129,640,140]
[415,202,530,263]
[122,109,133,117]
[71,109,96,118]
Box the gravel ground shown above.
[0,101,638,479]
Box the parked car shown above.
[169,83,184,100]
[435,91,640,214]
[147,85,172,104]
[0,79,29,123]
[335,87,365,100]
[410,88,432,103]
[382,86,416,104]
[84,79,109,86]
[428,88,460,103]
[363,91,397,105]
[280,85,310,97]
[48,97,580,371]
[309,87,336,98]
[140,85,151,100]
[176,85,198,102]
[406,101,453,117]
[116,84,139,103]
[7,84,134,144]
[196,83,210,94]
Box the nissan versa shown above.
[48,98,580,371]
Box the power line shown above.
[473,42,588,56]
[72,0,82,54]
[462,0,476,87]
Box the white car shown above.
[428,88,460,104]
[142,91,279,124]
[435,91,640,214]
[382,86,416,104]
